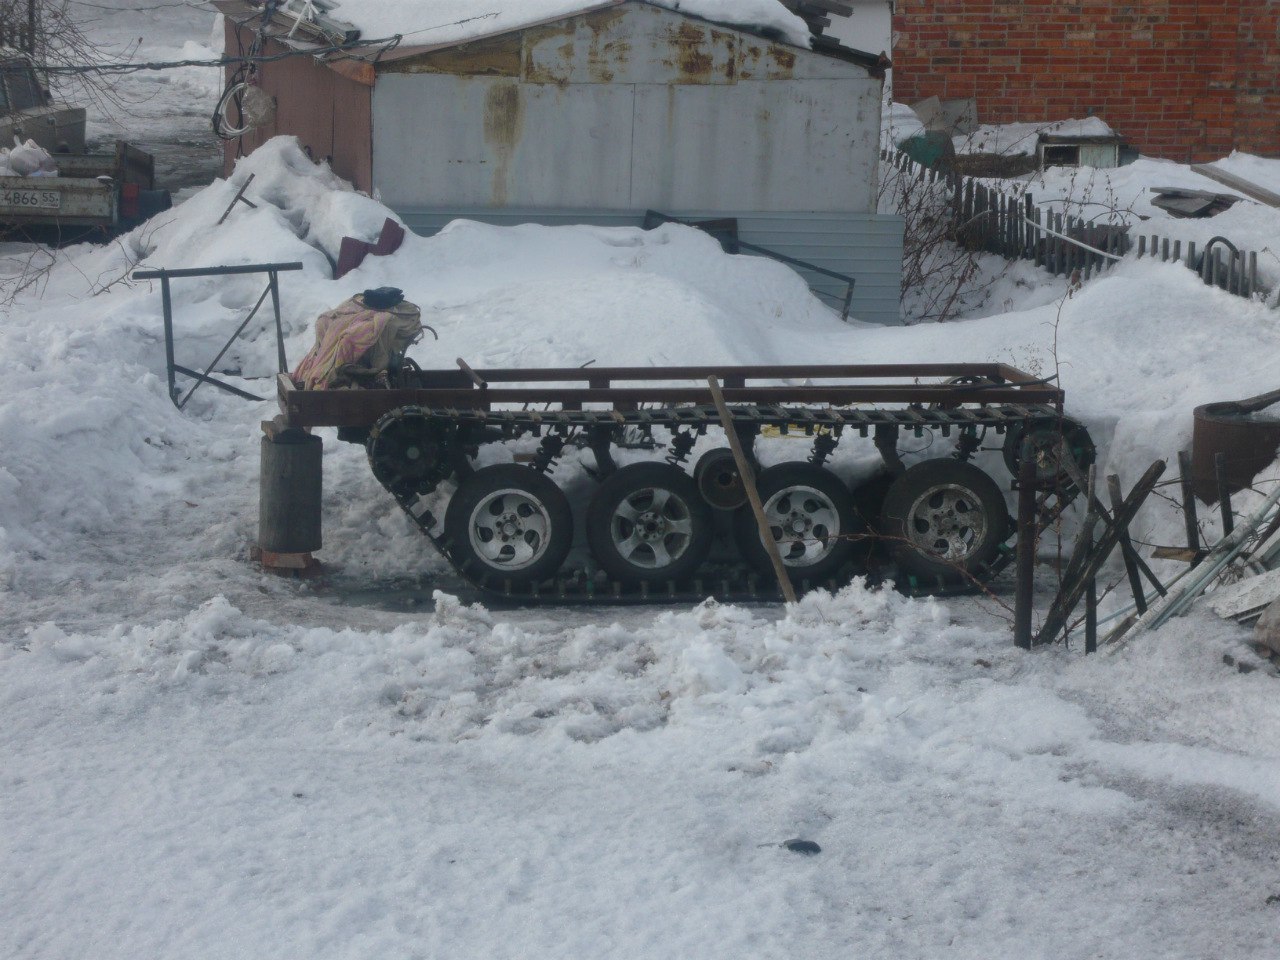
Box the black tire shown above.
[733,462,862,583]
[1002,417,1095,490]
[586,462,714,583]
[879,459,1009,583]
[444,464,573,585]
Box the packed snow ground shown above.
[5,37,1280,951]
[4,135,1280,959]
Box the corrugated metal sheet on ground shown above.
[395,208,905,325]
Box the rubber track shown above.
[371,404,1081,606]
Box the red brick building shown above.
[891,1,1280,162]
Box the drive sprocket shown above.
[366,406,457,499]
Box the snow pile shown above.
[1013,156,1280,286]
[958,117,1117,157]
[0,136,845,601]
[1213,151,1280,196]
[329,0,813,48]
[9,578,1280,957]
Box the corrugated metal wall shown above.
[394,207,905,325]
[371,4,882,215]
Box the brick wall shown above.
[892,1,1280,162]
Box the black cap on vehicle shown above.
[361,287,404,309]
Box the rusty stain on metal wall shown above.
[483,81,525,205]
[739,43,797,81]
[385,35,522,76]
[658,21,737,83]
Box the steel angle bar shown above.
[136,261,305,411]
[1138,483,1280,632]
[176,284,273,410]
[170,364,266,402]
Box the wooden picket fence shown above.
[882,148,1265,300]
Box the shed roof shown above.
[216,0,886,76]
[327,0,813,49]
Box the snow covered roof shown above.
[217,0,887,70]
[325,0,814,49]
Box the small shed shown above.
[215,0,905,323]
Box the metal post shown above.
[1178,450,1201,567]
[1085,519,1098,655]
[269,270,287,375]
[1014,438,1037,649]
[1215,452,1234,536]
[160,274,176,402]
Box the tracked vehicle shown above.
[276,362,1093,604]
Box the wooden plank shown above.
[1191,164,1280,209]
[707,376,796,604]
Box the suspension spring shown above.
[532,431,568,474]
[809,432,838,468]
[666,430,697,467]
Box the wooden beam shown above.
[1191,164,1280,209]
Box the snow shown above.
[5,23,1280,958]
[1209,151,1280,197]
[957,117,1118,157]
[328,0,813,48]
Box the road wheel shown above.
[734,462,862,583]
[879,459,1008,583]
[586,463,714,583]
[444,464,573,585]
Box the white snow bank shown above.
[1011,157,1280,282]
[0,137,845,598]
[1210,151,1280,197]
[958,117,1117,157]
[329,0,813,48]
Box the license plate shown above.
[0,188,60,210]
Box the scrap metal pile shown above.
[277,356,1094,605]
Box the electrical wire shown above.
[36,35,405,74]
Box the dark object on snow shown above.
[1149,186,1242,219]
[259,429,322,555]
[1193,387,1280,504]
[336,218,406,280]
[362,286,405,310]
[783,839,821,856]
[898,130,955,170]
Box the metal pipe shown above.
[269,270,287,375]
[1014,439,1037,649]
[1023,216,1123,262]
[160,275,176,402]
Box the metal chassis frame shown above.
[277,362,1063,430]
